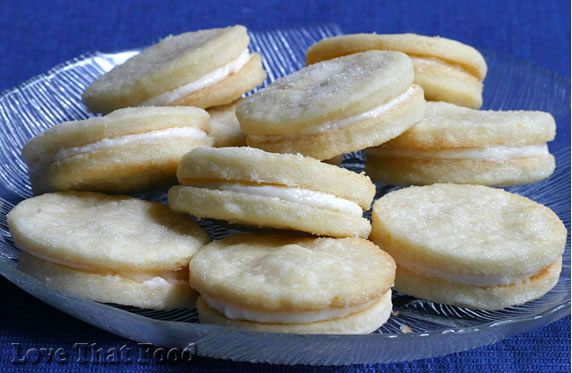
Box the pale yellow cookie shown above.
[22,106,213,194]
[237,51,425,160]
[196,291,392,334]
[207,99,246,147]
[190,234,396,334]
[83,26,267,113]
[365,102,556,186]
[168,147,375,238]
[8,192,209,309]
[306,33,487,108]
[19,253,197,310]
[394,259,562,310]
[369,184,566,310]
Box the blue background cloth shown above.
[0,0,570,371]
[0,0,570,91]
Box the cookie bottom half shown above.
[245,85,425,160]
[30,136,213,194]
[196,290,392,334]
[413,61,483,109]
[170,54,266,109]
[365,154,555,186]
[168,186,371,238]
[18,253,197,310]
[394,257,562,310]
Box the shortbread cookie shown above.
[238,51,425,160]
[207,99,246,147]
[306,33,487,108]
[23,106,213,194]
[365,102,556,186]
[168,147,375,238]
[190,234,396,334]
[369,184,566,310]
[8,192,209,310]
[83,26,267,113]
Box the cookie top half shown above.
[370,184,566,278]
[189,234,396,311]
[237,51,413,135]
[306,33,487,80]
[381,102,556,149]
[82,26,249,112]
[22,106,209,165]
[8,192,209,272]
[176,147,375,209]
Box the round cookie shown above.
[82,26,267,113]
[207,99,246,147]
[306,33,487,108]
[237,51,425,160]
[365,102,556,186]
[168,147,375,238]
[369,184,567,310]
[23,106,213,194]
[8,191,209,310]
[18,253,196,310]
[189,234,396,334]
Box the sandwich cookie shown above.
[23,106,213,194]
[369,184,566,310]
[191,234,396,334]
[168,147,375,238]
[207,99,246,147]
[8,192,209,310]
[365,102,556,186]
[237,51,425,160]
[83,25,267,114]
[306,33,487,108]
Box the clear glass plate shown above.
[0,24,569,365]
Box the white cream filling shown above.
[119,270,187,284]
[48,127,209,163]
[402,260,539,286]
[369,144,549,161]
[194,182,363,216]
[203,295,378,324]
[248,86,416,140]
[409,56,468,74]
[21,251,185,285]
[139,49,252,106]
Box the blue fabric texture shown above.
[0,0,569,92]
[0,0,570,371]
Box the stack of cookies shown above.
[168,147,397,333]
[8,26,566,336]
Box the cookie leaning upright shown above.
[8,192,209,310]
[307,33,487,108]
[237,51,425,160]
[82,26,267,114]
[22,106,212,194]
[369,184,567,310]
[366,102,556,186]
[207,99,246,147]
[190,234,396,334]
[168,147,375,238]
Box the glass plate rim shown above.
[0,253,569,365]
